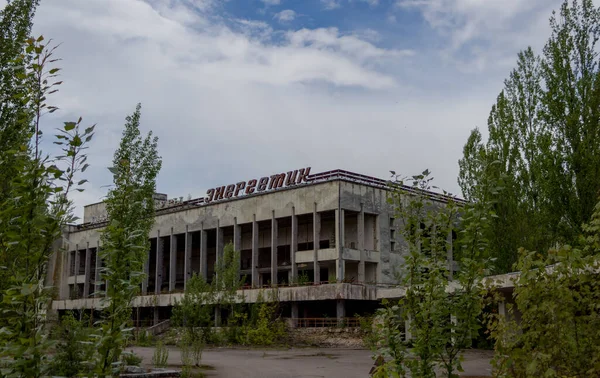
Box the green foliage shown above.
[172,273,215,343]
[0,31,94,377]
[369,300,407,378]
[489,246,600,377]
[49,312,95,377]
[134,329,154,347]
[245,291,287,346]
[180,332,204,368]
[458,0,600,273]
[180,341,193,373]
[0,0,39,223]
[328,271,337,283]
[485,198,600,377]
[296,271,310,285]
[356,314,378,350]
[92,103,162,376]
[121,350,143,367]
[152,341,169,368]
[375,170,490,377]
[173,243,252,348]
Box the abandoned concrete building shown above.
[49,168,457,326]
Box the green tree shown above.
[459,0,600,273]
[49,312,95,377]
[172,273,215,343]
[92,104,162,376]
[0,0,40,292]
[373,171,490,378]
[489,200,600,376]
[0,36,94,377]
[542,0,600,243]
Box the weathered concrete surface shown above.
[130,347,493,377]
[51,283,379,310]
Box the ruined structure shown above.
[48,168,456,325]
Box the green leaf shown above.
[64,122,76,131]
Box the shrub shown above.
[152,341,169,368]
[49,312,94,377]
[489,246,600,377]
[122,350,143,366]
[135,329,154,346]
[245,300,287,346]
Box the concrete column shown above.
[336,299,346,325]
[358,204,365,283]
[67,248,73,277]
[291,302,299,328]
[405,313,412,341]
[375,215,381,284]
[291,207,297,283]
[313,204,320,284]
[184,226,192,288]
[94,240,102,298]
[200,224,207,280]
[251,215,259,288]
[335,209,345,282]
[155,230,163,295]
[375,214,381,252]
[104,243,109,297]
[234,217,241,279]
[84,242,91,297]
[271,211,278,286]
[142,240,149,295]
[169,228,177,292]
[216,221,223,281]
[498,300,506,317]
[74,244,80,298]
[233,217,241,251]
[447,230,454,280]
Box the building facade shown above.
[48,168,450,325]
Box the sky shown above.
[10,0,572,220]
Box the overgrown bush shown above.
[245,298,287,346]
[356,314,379,350]
[152,341,169,368]
[374,171,490,377]
[296,271,310,285]
[489,248,600,377]
[487,198,600,377]
[122,350,143,367]
[49,312,94,377]
[134,329,154,346]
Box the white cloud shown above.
[274,9,296,23]
[287,28,413,64]
[359,0,379,6]
[261,0,281,5]
[321,0,342,10]
[32,0,428,219]
[396,0,563,72]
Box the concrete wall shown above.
[53,177,454,306]
[83,202,107,224]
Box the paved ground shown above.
[132,346,493,377]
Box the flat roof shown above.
[76,169,465,231]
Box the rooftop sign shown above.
[205,167,312,203]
